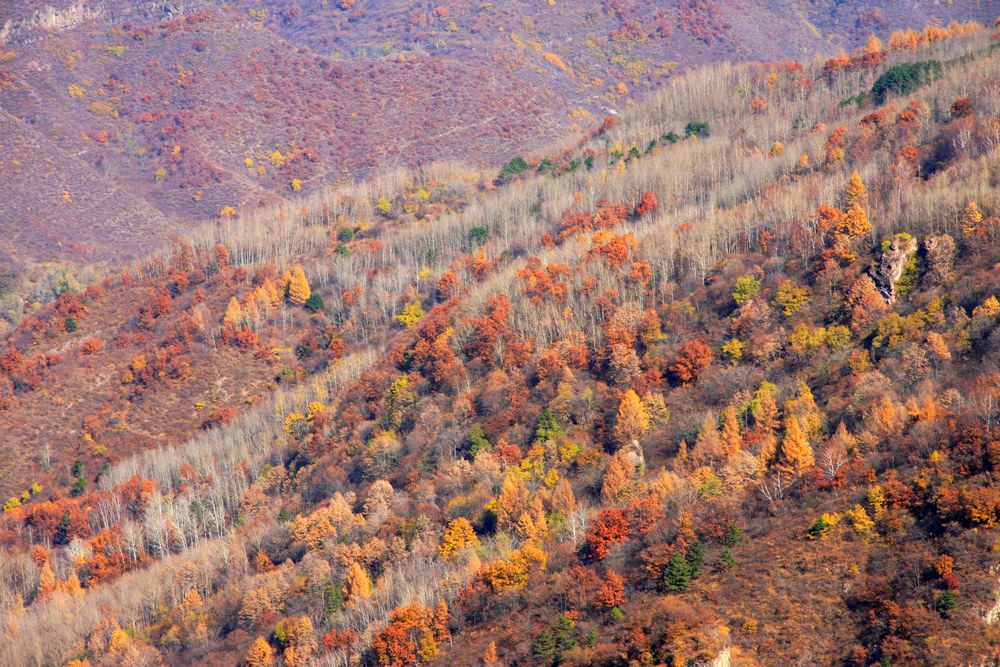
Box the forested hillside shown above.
[1,15,1000,667]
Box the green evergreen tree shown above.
[936,590,958,617]
[467,423,491,457]
[533,628,557,661]
[684,121,710,138]
[71,475,87,496]
[720,548,736,571]
[323,583,344,615]
[304,292,325,313]
[499,156,529,181]
[54,511,71,545]
[664,551,693,592]
[535,408,564,444]
[553,613,577,653]
[468,226,489,247]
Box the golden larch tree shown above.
[674,439,690,473]
[551,478,577,516]
[601,452,634,505]
[282,617,317,667]
[720,406,743,459]
[433,599,450,643]
[344,562,373,604]
[439,517,480,561]
[692,412,724,466]
[254,550,274,573]
[839,204,871,240]
[785,382,824,442]
[778,415,815,474]
[63,573,83,598]
[245,637,274,667]
[613,389,650,445]
[750,382,780,433]
[284,265,311,305]
[37,559,56,602]
[223,297,242,328]
[961,200,984,238]
[844,171,869,210]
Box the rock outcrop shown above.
[875,233,917,304]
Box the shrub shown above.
[684,121,710,138]
[498,156,529,182]
[468,226,488,247]
[305,293,325,313]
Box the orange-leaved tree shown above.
[670,338,713,385]
[598,568,625,608]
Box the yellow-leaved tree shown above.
[440,517,480,561]
[778,415,814,475]
[223,297,242,328]
[283,265,311,305]
[344,562,373,604]
[613,389,650,445]
[601,452,635,504]
[720,406,743,459]
[961,200,984,239]
[844,170,868,210]
[839,204,871,240]
[245,636,274,667]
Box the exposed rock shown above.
[984,595,1000,626]
[622,438,645,472]
[875,233,917,304]
[708,646,732,667]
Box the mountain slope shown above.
[0,16,999,667]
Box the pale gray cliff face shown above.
[875,234,917,304]
[708,646,731,667]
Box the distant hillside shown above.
[0,0,995,265]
